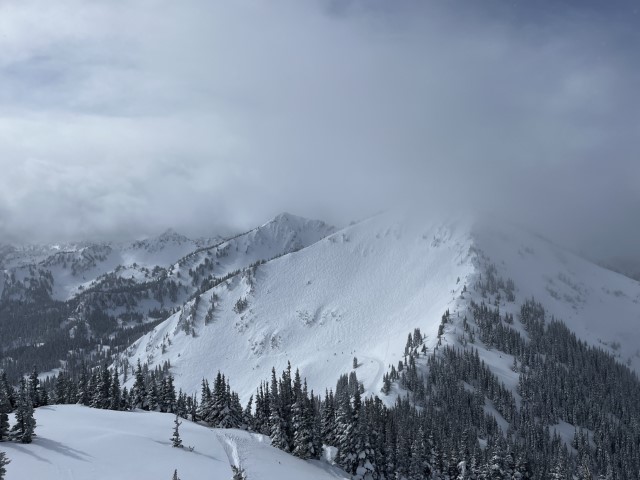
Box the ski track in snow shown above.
[217,432,243,471]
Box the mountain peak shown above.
[156,228,188,242]
[268,212,311,226]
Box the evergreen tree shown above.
[77,363,90,406]
[0,451,9,480]
[54,371,68,404]
[11,379,36,443]
[28,366,42,408]
[0,381,11,442]
[335,386,355,473]
[171,469,180,480]
[292,375,314,460]
[131,359,147,410]
[253,384,270,435]
[408,434,425,480]
[162,375,177,413]
[171,415,183,448]
[109,366,122,410]
[269,368,289,452]
[243,395,254,430]
[321,390,336,446]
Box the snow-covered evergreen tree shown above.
[291,374,314,459]
[131,359,147,410]
[0,451,9,480]
[171,415,183,448]
[320,389,336,446]
[335,386,355,473]
[109,366,122,410]
[242,395,254,430]
[11,379,36,443]
[27,366,42,408]
[0,381,11,442]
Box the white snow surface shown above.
[3,405,348,480]
[472,220,640,370]
[122,214,475,400]
[120,213,640,404]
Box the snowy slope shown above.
[121,214,475,400]
[120,212,640,404]
[2,405,347,480]
[471,220,640,370]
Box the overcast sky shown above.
[0,0,638,260]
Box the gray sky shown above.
[0,0,638,260]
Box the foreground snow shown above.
[3,405,347,480]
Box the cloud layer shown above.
[0,0,638,259]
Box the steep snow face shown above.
[122,214,475,400]
[471,220,640,371]
[3,405,347,480]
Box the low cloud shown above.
[0,0,638,261]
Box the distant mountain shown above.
[0,214,335,380]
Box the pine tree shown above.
[171,469,180,480]
[11,379,36,443]
[163,375,177,414]
[321,390,336,446]
[28,366,42,408]
[269,368,289,452]
[243,395,254,430]
[0,381,11,442]
[0,375,12,413]
[77,363,90,406]
[171,415,183,448]
[292,375,313,459]
[335,388,355,473]
[409,428,427,480]
[109,366,122,410]
[132,359,147,410]
[0,451,9,480]
[253,384,270,435]
[147,372,160,412]
[54,371,68,404]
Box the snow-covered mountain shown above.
[3,405,348,480]
[119,212,640,402]
[0,213,334,307]
[4,211,640,479]
[0,213,335,381]
[0,229,220,303]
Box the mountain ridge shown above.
[116,212,640,405]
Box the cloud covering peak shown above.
[0,0,638,260]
